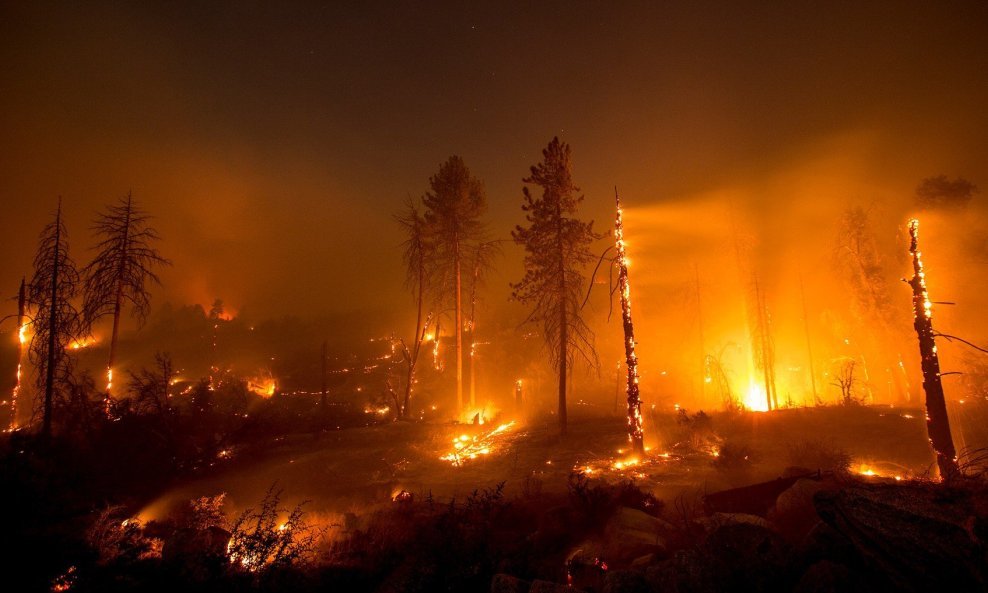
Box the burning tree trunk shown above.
[614,190,644,454]
[8,278,26,432]
[906,219,957,479]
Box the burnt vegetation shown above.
[2,164,988,593]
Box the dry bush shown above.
[87,505,159,565]
[786,440,852,475]
[711,440,756,472]
[226,486,320,574]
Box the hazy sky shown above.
[2,1,986,329]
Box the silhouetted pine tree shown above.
[511,138,601,434]
[28,199,85,437]
[421,156,487,411]
[82,192,169,414]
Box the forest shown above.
[3,2,988,592]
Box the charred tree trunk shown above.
[615,191,644,454]
[43,207,62,438]
[557,204,568,435]
[10,278,26,432]
[907,219,957,479]
[104,194,132,415]
[454,238,463,411]
[467,256,480,409]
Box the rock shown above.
[529,579,574,593]
[793,560,851,593]
[490,573,530,593]
[813,485,988,591]
[567,544,607,591]
[771,478,826,542]
[698,512,772,533]
[644,550,716,593]
[630,553,655,568]
[602,569,650,593]
[602,507,667,565]
[704,522,796,592]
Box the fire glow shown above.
[441,421,516,466]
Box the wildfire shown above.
[743,380,770,412]
[67,336,98,350]
[853,462,906,481]
[457,403,498,425]
[441,421,516,466]
[247,373,277,397]
[8,321,27,432]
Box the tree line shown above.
[8,193,169,437]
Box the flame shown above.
[457,403,498,425]
[67,336,98,350]
[247,373,277,397]
[441,421,516,466]
[743,380,770,412]
[853,462,906,481]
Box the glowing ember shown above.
[51,566,77,592]
[441,421,516,466]
[67,336,98,350]
[247,373,277,397]
[853,462,908,481]
[744,380,770,412]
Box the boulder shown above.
[490,573,530,593]
[793,560,851,593]
[813,485,988,592]
[602,569,650,593]
[703,522,796,592]
[529,579,576,593]
[602,507,667,565]
[771,478,826,542]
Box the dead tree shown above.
[614,190,644,454]
[83,192,169,415]
[28,199,85,437]
[512,137,601,435]
[907,219,958,479]
[8,278,27,431]
[396,200,437,418]
[831,359,858,405]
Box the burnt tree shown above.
[396,200,436,418]
[82,192,169,415]
[907,219,957,479]
[614,189,644,454]
[28,199,85,437]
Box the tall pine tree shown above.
[511,138,600,435]
[421,156,487,412]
